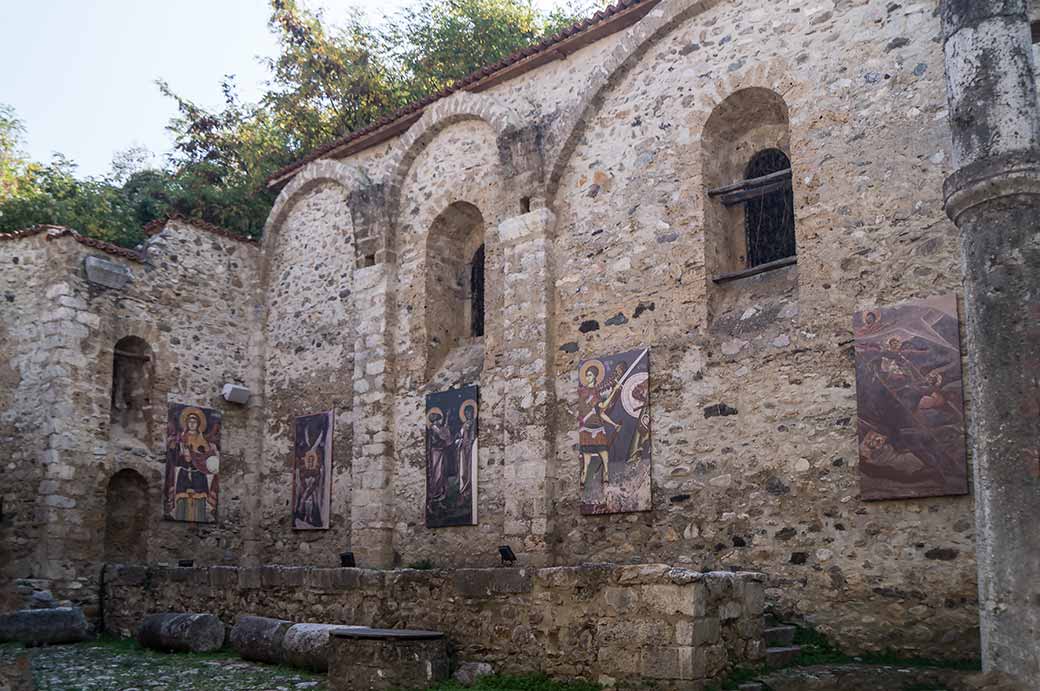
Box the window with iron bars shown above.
[708,148,796,270]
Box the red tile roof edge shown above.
[266,0,660,188]
[1,224,143,262]
[0,225,53,242]
[144,214,259,245]
[21,225,148,263]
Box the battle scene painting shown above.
[164,403,222,523]
[853,294,969,500]
[292,411,333,529]
[577,347,652,514]
[426,385,479,528]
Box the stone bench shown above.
[330,628,449,690]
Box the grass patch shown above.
[90,633,232,662]
[791,626,981,671]
[428,674,601,690]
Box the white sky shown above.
[0,0,560,178]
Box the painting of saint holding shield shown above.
[425,385,478,528]
[578,347,652,514]
[853,294,969,500]
[164,403,221,523]
[292,411,334,529]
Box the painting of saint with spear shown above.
[577,347,652,514]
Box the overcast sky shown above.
[1,0,557,179]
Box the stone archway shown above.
[104,469,149,563]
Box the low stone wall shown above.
[103,562,764,687]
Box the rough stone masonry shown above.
[3,0,1040,683]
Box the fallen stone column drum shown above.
[135,613,225,653]
[0,607,90,646]
[330,628,449,691]
[229,615,294,664]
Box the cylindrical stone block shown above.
[230,615,294,664]
[135,613,226,653]
[941,0,1040,167]
[0,607,90,645]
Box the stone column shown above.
[349,263,396,568]
[497,208,556,565]
[940,0,1040,681]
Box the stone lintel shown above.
[83,255,132,290]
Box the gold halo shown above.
[179,406,207,434]
[427,407,444,425]
[580,359,605,387]
[459,399,477,420]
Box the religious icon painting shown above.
[292,411,334,530]
[425,385,479,528]
[163,403,222,523]
[852,294,969,501]
[577,347,652,515]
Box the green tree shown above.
[0,0,606,246]
[382,0,542,99]
[0,104,33,201]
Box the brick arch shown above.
[381,91,527,227]
[261,160,371,274]
[545,0,730,205]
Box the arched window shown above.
[743,148,795,268]
[110,336,153,445]
[470,244,485,338]
[703,87,796,279]
[425,202,486,377]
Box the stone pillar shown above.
[349,263,396,568]
[940,0,1040,681]
[497,208,556,565]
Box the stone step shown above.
[736,683,766,691]
[766,645,802,670]
[764,624,797,647]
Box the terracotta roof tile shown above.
[267,0,659,188]
[45,227,147,262]
[1,224,144,262]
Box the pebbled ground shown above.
[0,639,328,691]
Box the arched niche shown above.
[104,469,149,562]
[109,336,154,445]
[425,201,486,378]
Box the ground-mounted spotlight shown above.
[340,551,356,568]
[498,545,516,566]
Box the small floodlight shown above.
[340,551,356,568]
[498,545,517,566]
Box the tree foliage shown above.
[0,0,603,247]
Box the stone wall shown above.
[260,181,357,563]
[103,562,765,688]
[251,0,977,659]
[3,0,987,666]
[0,222,263,614]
